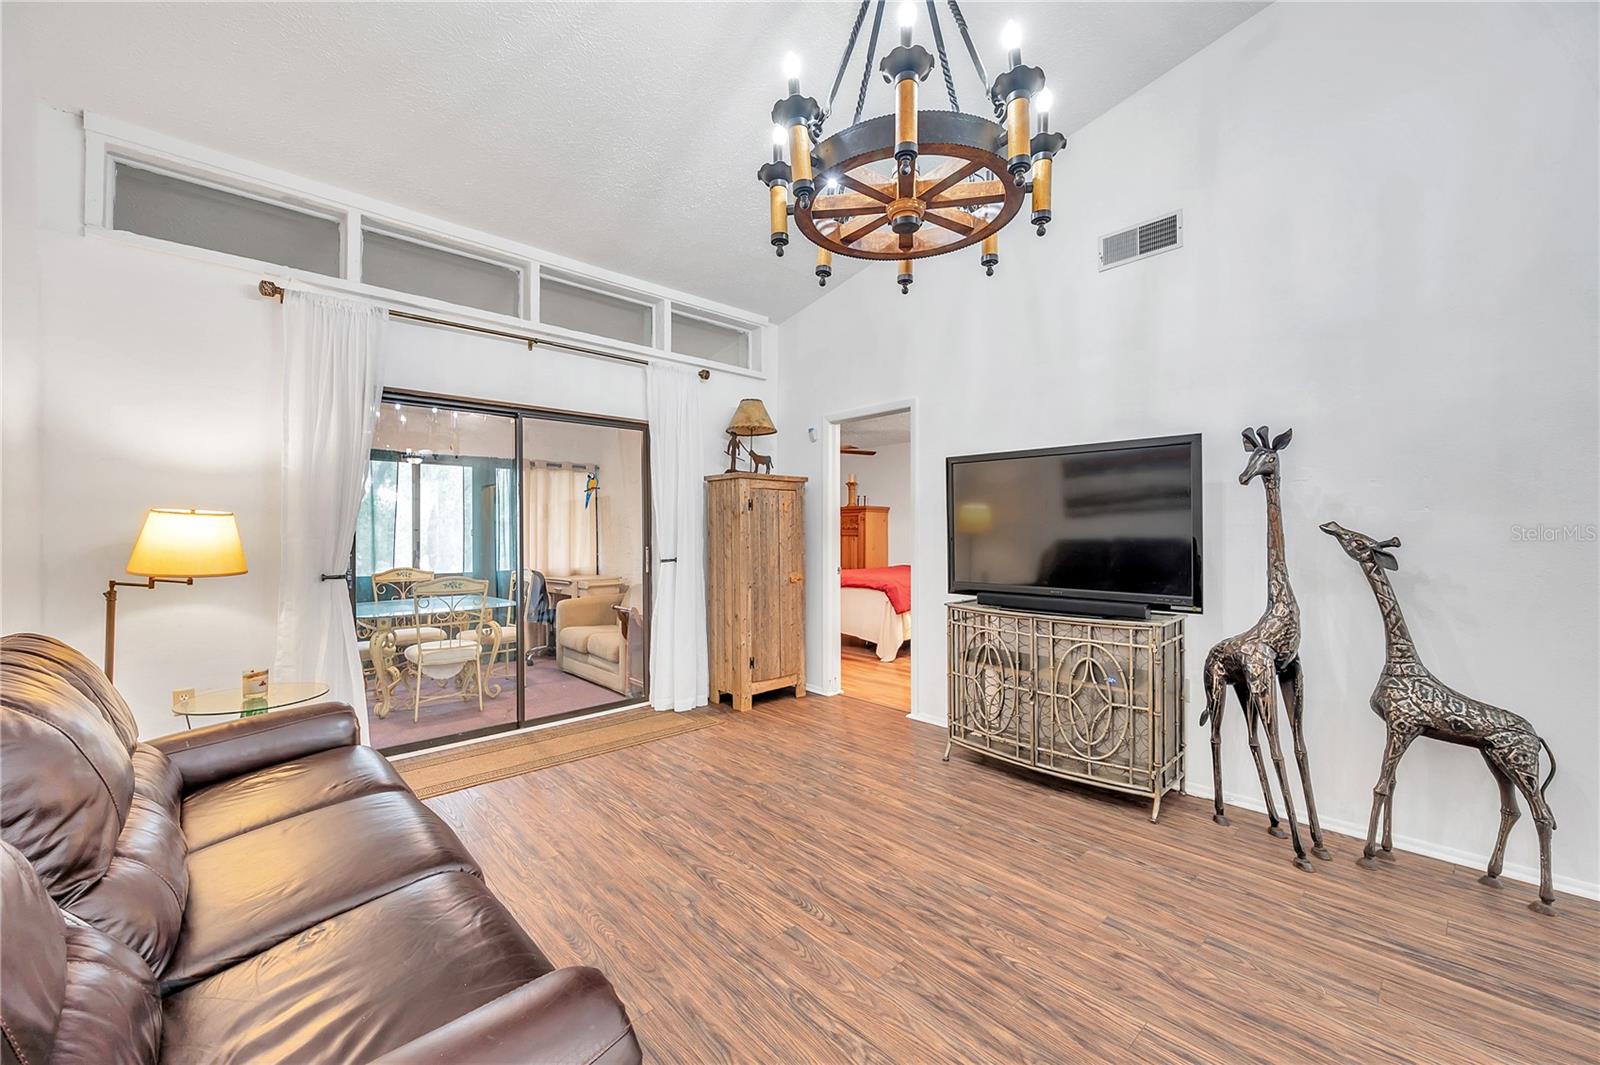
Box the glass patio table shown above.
[356,594,517,718]
[172,680,330,728]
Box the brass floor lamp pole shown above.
[103,577,192,683]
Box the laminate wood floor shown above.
[841,638,912,712]
[426,693,1600,1064]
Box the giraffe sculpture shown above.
[1199,425,1330,870]
[1320,521,1559,914]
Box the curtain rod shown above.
[257,280,711,380]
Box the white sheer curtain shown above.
[524,463,598,577]
[646,364,709,712]
[272,291,385,736]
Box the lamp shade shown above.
[727,398,776,437]
[126,509,248,578]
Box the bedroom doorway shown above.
[830,407,913,714]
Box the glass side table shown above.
[173,681,330,728]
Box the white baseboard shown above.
[806,684,843,697]
[906,709,946,728]
[1203,784,1599,901]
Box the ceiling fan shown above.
[840,444,878,456]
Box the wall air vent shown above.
[1099,210,1183,271]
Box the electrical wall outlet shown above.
[171,687,195,710]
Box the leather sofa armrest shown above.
[371,966,641,1065]
[148,701,360,792]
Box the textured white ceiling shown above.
[842,409,912,447]
[9,1,1265,321]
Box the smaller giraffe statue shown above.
[1321,521,1559,914]
[1200,425,1329,870]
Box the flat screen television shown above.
[946,434,1203,616]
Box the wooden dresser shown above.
[706,473,807,710]
[839,504,889,569]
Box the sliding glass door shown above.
[353,394,649,754]
[521,415,648,722]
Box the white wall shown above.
[840,443,913,566]
[4,101,778,741]
[775,3,1599,897]
[2,25,44,634]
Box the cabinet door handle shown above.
[788,574,803,584]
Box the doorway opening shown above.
[831,407,913,713]
[353,392,649,755]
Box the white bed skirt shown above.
[840,586,911,662]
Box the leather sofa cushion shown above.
[2,839,67,1065]
[65,768,188,974]
[2,633,139,751]
[1,670,133,903]
[56,917,162,1065]
[1,840,160,1065]
[160,870,553,1065]
[180,744,408,851]
[161,791,480,993]
[131,743,184,820]
[372,966,640,1065]
[586,629,623,664]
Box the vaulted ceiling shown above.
[9,1,1266,320]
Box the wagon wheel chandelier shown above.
[758,0,1064,294]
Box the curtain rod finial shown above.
[258,280,285,302]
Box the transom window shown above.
[92,117,767,372]
[111,162,341,275]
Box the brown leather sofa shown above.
[0,633,642,1065]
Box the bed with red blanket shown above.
[840,565,911,662]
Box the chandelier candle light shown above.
[759,0,1065,293]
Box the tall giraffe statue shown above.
[1200,425,1329,870]
[1321,521,1559,914]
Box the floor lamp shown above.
[104,508,247,682]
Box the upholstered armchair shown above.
[554,593,628,696]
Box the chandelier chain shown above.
[853,0,888,125]
[925,0,960,110]
[825,0,873,121]
[945,0,995,115]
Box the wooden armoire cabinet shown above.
[706,473,807,710]
[839,505,889,569]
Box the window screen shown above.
[539,276,653,347]
[418,463,474,574]
[111,163,341,275]
[356,459,414,576]
[363,230,521,317]
[671,313,751,367]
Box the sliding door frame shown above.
[370,387,651,756]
